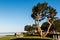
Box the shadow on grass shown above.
[11,38,53,40]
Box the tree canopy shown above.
[31,2,57,37]
[24,25,32,31]
[41,19,60,32]
[24,2,57,37]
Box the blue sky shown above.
[0,0,60,32]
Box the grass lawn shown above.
[0,36,54,40]
[0,36,17,40]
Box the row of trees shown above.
[24,2,58,38]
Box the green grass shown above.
[0,36,17,40]
[0,35,54,40]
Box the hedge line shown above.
[11,38,53,40]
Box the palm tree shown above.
[31,2,57,37]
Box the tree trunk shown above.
[43,20,54,37]
[36,17,54,38]
[44,23,52,37]
[37,20,43,38]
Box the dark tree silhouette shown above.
[24,25,32,32]
[31,2,57,37]
[24,24,37,35]
[41,19,60,32]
